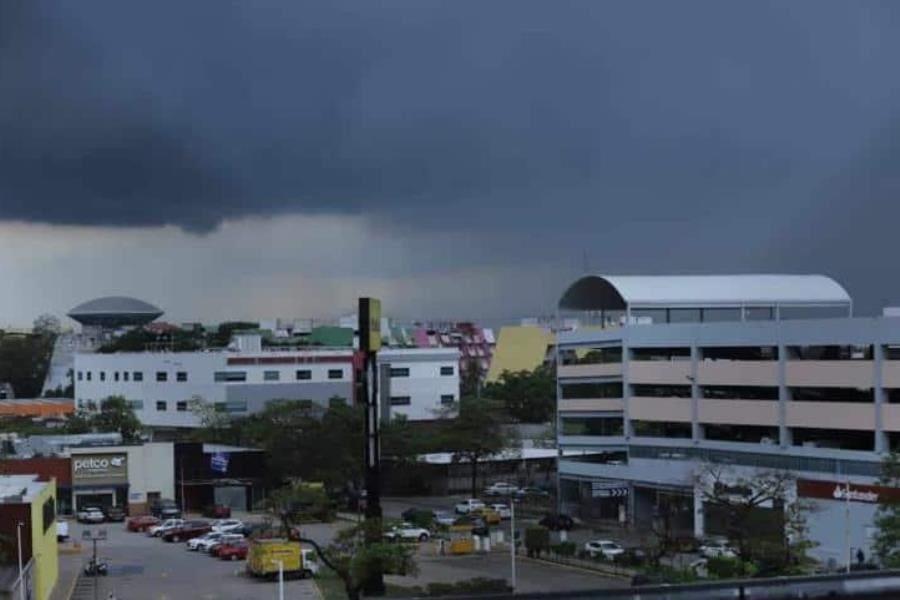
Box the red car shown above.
[161,520,211,543]
[126,515,160,533]
[217,540,249,561]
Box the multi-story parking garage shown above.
[555,274,900,565]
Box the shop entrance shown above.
[74,490,115,511]
[214,486,247,511]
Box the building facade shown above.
[556,274,900,565]
[0,475,58,600]
[377,348,460,421]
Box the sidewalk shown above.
[50,543,83,600]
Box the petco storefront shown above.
[70,451,129,511]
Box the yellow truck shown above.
[247,539,320,579]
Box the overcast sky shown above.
[2,1,899,327]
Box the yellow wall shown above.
[486,326,552,383]
[28,479,58,600]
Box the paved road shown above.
[63,520,324,600]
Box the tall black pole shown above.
[359,298,384,595]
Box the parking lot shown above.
[63,518,332,600]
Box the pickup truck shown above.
[161,520,211,543]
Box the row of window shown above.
[561,382,900,403]
[78,368,347,384]
[563,344,900,363]
[389,366,455,377]
[214,369,345,382]
[390,394,455,406]
[78,370,180,382]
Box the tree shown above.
[483,364,555,423]
[265,483,414,600]
[0,334,55,398]
[438,396,515,497]
[873,451,900,567]
[695,465,812,573]
[460,359,482,398]
[93,396,142,442]
[32,314,61,337]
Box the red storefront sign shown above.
[797,479,900,504]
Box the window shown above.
[156,371,167,382]
[390,367,410,377]
[156,401,167,411]
[296,369,312,380]
[790,387,873,403]
[788,345,873,360]
[264,370,280,381]
[214,371,247,382]
[440,366,455,376]
[176,401,188,412]
[702,386,778,400]
[632,420,692,438]
[100,371,106,382]
[328,369,343,380]
[329,396,347,408]
[114,371,119,382]
[631,347,691,361]
[123,372,129,382]
[133,371,143,382]
[561,417,624,437]
[705,424,778,444]
[214,402,227,412]
[225,401,248,413]
[43,497,55,532]
[440,394,455,405]
[560,346,623,366]
[560,382,622,399]
[128,400,144,410]
[390,396,411,406]
[77,371,83,381]
[176,371,188,382]
[702,346,777,361]
[632,384,691,398]
[86,371,92,381]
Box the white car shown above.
[76,507,105,523]
[148,518,184,537]
[489,504,512,519]
[700,539,736,559]
[384,523,430,542]
[187,531,225,551]
[484,482,520,496]
[454,499,486,514]
[56,520,70,542]
[584,539,625,560]
[432,510,456,526]
[210,519,244,534]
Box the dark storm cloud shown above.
[3,0,897,234]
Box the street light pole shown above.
[275,559,284,600]
[16,521,25,600]
[510,500,517,592]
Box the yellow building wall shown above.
[29,479,58,600]
[486,326,552,383]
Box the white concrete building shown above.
[378,348,460,421]
[556,274,900,566]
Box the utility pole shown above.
[510,500,517,592]
[359,297,385,595]
[16,522,24,600]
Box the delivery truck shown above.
[247,539,320,579]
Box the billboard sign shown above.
[210,452,229,474]
[72,452,128,486]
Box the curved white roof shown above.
[559,274,851,310]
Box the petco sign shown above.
[72,453,128,485]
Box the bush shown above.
[524,526,550,558]
[706,556,757,579]
[550,541,576,557]
[403,509,434,530]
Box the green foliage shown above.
[264,482,335,525]
[207,321,259,347]
[97,327,201,353]
[326,520,417,600]
[402,509,434,530]
[0,333,55,398]
[524,526,550,557]
[32,314,61,336]
[640,564,699,584]
[62,396,142,442]
[550,541,576,557]
[873,452,900,567]
[705,556,757,579]
[483,364,555,423]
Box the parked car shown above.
[584,539,625,560]
[126,515,160,533]
[452,515,489,537]
[150,498,182,519]
[454,498,486,514]
[104,506,126,522]
[384,523,430,543]
[488,503,512,519]
[432,510,456,527]
[76,507,105,524]
[202,504,231,519]
[538,513,574,531]
[148,518,185,537]
[187,531,226,552]
[56,520,69,542]
[515,486,551,500]
[162,520,211,543]
[217,539,249,561]
[484,482,520,496]
[699,538,737,559]
[210,519,244,534]
[471,506,501,525]
[209,534,246,556]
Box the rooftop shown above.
[0,475,47,503]
[68,296,163,327]
[559,274,852,312]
